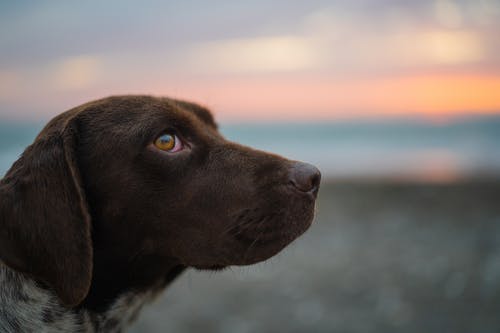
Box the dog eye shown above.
[154,133,183,152]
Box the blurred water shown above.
[1,116,500,180]
[0,121,43,176]
[220,117,500,181]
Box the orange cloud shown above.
[160,73,500,121]
[362,74,500,115]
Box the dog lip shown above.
[234,217,314,265]
[234,208,315,245]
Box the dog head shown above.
[0,96,320,307]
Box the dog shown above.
[0,95,320,332]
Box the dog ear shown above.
[0,115,92,307]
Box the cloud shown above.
[186,36,320,74]
[434,0,463,28]
[301,7,486,69]
[52,55,101,91]
[420,31,483,64]
[0,54,103,117]
[182,5,489,76]
[0,70,22,102]
[0,1,498,120]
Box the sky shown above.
[1,0,499,122]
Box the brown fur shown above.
[0,96,320,319]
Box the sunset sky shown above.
[1,0,499,122]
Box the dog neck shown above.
[81,245,186,313]
[0,263,183,332]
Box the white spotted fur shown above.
[0,263,157,333]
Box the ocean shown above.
[1,116,500,181]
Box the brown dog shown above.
[0,96,320,332]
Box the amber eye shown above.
[154,133,183,152]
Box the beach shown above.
[130,180,500,333]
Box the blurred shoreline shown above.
[320,176,500,187]
[2,116,500,181]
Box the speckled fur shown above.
[0,264,158,333]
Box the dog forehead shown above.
[169,99,218,130]
[75,96,213,133]
[136,98,218,137]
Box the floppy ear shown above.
[0,116,92,307]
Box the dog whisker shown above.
[242,215,273,261]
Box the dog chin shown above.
[234,212,316,265]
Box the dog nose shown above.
[289,162,321,195]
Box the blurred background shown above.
[1,1,500,332]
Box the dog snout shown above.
[289,162,321,196]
